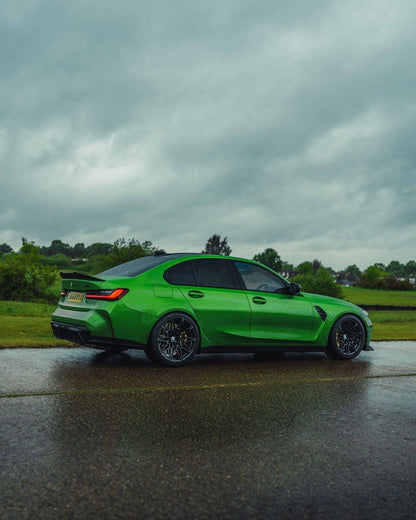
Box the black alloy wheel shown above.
[148,312,200,366]
[327,314,365,360]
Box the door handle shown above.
[188,290,205,298]
[252,296,266,305]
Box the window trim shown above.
[233,260,289,293]
[192,258,239,290]
[163,259,196,286]
[164,258,241,290]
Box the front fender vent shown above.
[314,305,327,322]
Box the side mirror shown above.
[288,282,301,295]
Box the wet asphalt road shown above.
[1,343,415,520]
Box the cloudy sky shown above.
[1,0,415,269]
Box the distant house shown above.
[337,272,360,286]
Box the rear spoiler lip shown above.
[60,271,105,282]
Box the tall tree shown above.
[72,242,86,259]
[296,261,314,276]
[202,234,232,256]
[343,264,362,277]
[280,260,294,272]
[312,259,322,274]
[0,243,13,254]
[386,260,406,277]
[253,248,282,271]
[40,239,71,257]
[405,261,416,276]
[85,242,112,257]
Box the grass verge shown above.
[369,311,416,341]
[343,287,416,306]
[0,301,68,348]
[1,298,415,348]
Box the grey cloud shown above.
[1,0,416,269]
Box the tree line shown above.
[0,234,415,302]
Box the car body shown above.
[51,253,373,366]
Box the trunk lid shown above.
[60,272,105,292]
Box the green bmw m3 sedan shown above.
[51,253,373,366]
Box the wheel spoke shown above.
[161,324,172,335]
[156,315,198,363]
[335,318,364,356]
[177,317,185,329]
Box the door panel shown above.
[181,287,251,345]
[248,292,315,342]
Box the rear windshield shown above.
[98,254,190,278]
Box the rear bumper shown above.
[51,322,91,345]
[51,321,145,350]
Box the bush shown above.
[357,265,386,289]
[378,275,414,291]
[41,254,72,269]
[358,266,414,290]
[0,239,57,302]
[292,268,343,299]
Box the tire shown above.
[327,314,365,360]
[148,312,200,367]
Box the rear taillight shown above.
[85,289,129,301]
[61,291,67,298]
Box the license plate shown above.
[67,291,84,303]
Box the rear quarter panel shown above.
[110,272,198,346]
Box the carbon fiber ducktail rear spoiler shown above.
[60,272,105,281]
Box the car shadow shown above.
[89,348,372,375]
[90,349,148,367]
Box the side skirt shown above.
[201,345,326,354]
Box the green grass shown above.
[1,297,415,348]
[0,300,57,318]
[369,311,416,341]
[0,300,68,348]
[45,278,62,300]
[342,286,416,306]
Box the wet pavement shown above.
[1,342,415,519]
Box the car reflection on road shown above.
[50,349,370,452]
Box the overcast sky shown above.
[1,0,415,269]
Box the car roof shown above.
[98,252,265,279]
[155,253,250,261]
[98,252,249,278]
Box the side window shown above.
[235,261,287,293]
[193,259,236,289]
[164,261,196,286]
